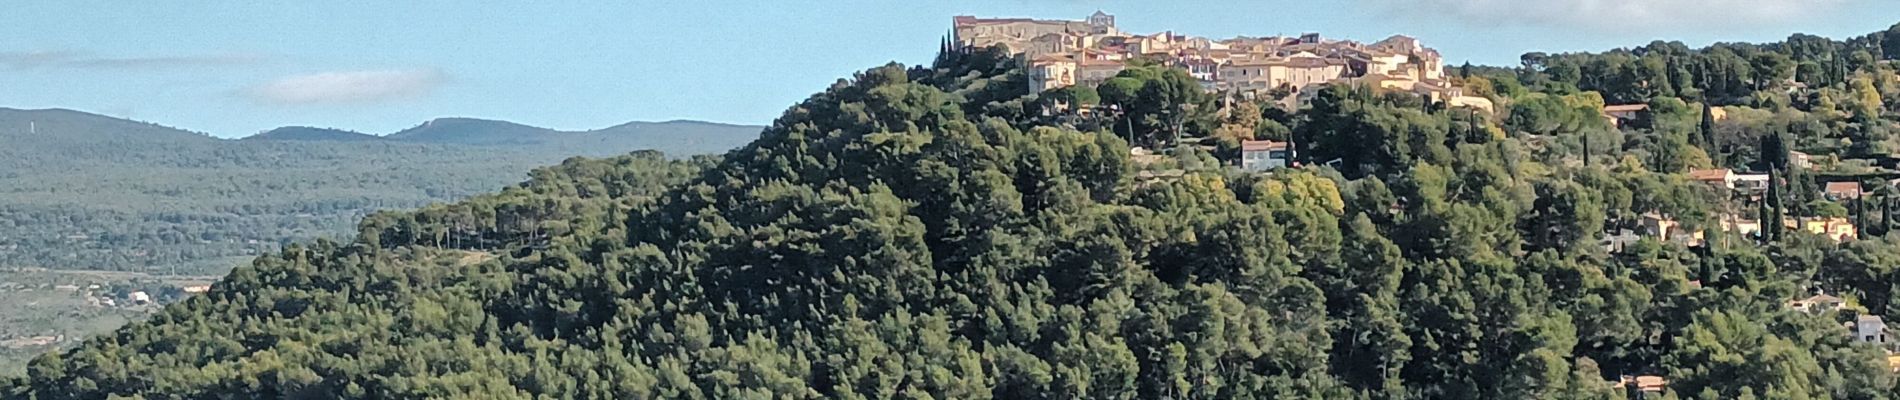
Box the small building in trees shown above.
[1128,147,1164,165]
[1718,216,1763,237]
[1612,375,1667,396]
[1824,181,1863,200]
[1239,140,1291,171]
[1787,293,1846,313]
[1601,229,1643,253]
[1789,151,1813,170]
[1853,315,1889,344]
[1603,104,1649,129]
[1641,213,1703,246]
[1688,168,1768,191]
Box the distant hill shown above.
[0,108,215,144]
[386,117,762,156]
[0,107,761,274]
[245,126,380,142]
[583,120,768,157]
[386,117,556,145]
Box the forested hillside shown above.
[0,109,758,275]
[246,126,381,141]
[375,117,757,155]
[20,24,1900,400]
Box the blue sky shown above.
[2,0,1896,138]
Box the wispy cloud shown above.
[246,69,447,105]
[1371,0,1851,32]
[0,51,265,70]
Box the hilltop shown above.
[384,117,556,144]
[14,19,1900,397]
[16,17,1900,400]
[245,126,381,142]
[382,117,760,155]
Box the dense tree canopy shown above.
[18,25,1900,400]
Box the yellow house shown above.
[1367,35,1445,81]
[1642,213,1704,245]
[1447,95,1494,113]
[1719,218,1762,237]
[1348,73,1493,113]
[1785,217,1857,242]
[1027,56,1078,92]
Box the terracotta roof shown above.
[1241,140,1288,151]
[1687,168,1731,181]
[1826,181,1862,193]
[1603,104,1650,113]
[1613,375,1668,392]
[1634,376,1666,391]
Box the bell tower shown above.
[1087,11,1115,34]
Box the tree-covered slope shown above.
[10,45,1900,400]
[386,117,559,145]
[0,108,216,146]
[584,120,770,157]
[245,126,381,142]
[384,117,763,155]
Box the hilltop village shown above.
[953,12,1875,251]
[950,13,1900,394]
[953,12,1492,111]
[27,8,1900,399]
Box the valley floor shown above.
[0,269,214,375]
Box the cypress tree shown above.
[1582,129,1591,167]
[1767,166,1783,242]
